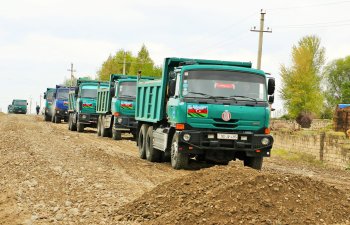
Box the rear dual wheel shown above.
[145,126,162,162]
[138,124,149,159]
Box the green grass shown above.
[272,148,324,167]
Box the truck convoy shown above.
[96,74,153,140]
[50,85,73,123]
[68,78,108,133]
[135,57,275,170]
[43,88,56,121]
[8,99,28,114]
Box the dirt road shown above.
[1,114,349,225]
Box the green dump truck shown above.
[43,88,56,121]
[68,78,108,132]
[96,74,154,140]
[136,57,275,170]
[8,99,28,114]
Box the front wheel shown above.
[112,129,122,140]
[171,133,188,170]
[77,122,84,133]
[97,116,102,137]
[54,115,61,123]
[244,157,263,170]
[138,124,149,159]
[101,116,111,137]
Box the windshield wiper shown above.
[230,95,257,103]
[187,91,213,98]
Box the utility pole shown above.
[250,9,272,70]
[67,63,76,87]
[123,51,126,75]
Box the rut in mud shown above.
[0,114,349,225]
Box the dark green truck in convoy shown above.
[43,88,56,121]
[96,74,153,140]
[136,57,275,170]
[68,78,108,132]
[8,99,28,114]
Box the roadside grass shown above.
[272,148,325,167]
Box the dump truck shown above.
[8,99,28,114]
[68,78,108,132]
[49,85,74,123]
[136,57,275,170]
[43,88,56,121]
[96,74,153,140]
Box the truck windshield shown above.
[57,89,69,99]
[14,101,27,106]
[81,88,97,98]
[119,82,136,98]
[182,70,267,101]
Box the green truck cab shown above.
[8,99,28,114]
[136,57,275,170]
[43,88,56,121]
[96,74,153,140]
[67,78,108,132]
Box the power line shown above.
[267,0,350,11]
[273,19,350,28]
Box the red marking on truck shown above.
[83,103,93,108]
[214,82,235,89]
[187,105,208,118]
[121,102,133,110]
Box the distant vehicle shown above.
[43,88,56,121]
[8,99,28,114]
[96,74,153,140]
[135,57,275,170]
[68,78,108,132]
[50,85,75,123]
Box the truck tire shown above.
[244,157,263,170]
[101,116,111,137]
[112,129,122,140]
[71,114,77,131]
[145,126,161,162]
[171,133,189,170]
[44,114,50,121]
[77,122,84,132]
[68,116,72,130]
[138,124,149,159]
[54,115,61,123]
[97,116,102,137]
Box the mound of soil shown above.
[114,163,350,225]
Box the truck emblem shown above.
[222,110,231,121]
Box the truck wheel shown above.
[54,115,61,123]
[112,129,122,140]
[68,116,72,130]
[138,124,149,159]
[70,114,77,131]
[101,116,111,137]
[97,116,102,136]
[145,126,161,162]
[44,114,50,121]
[244,157,263,170]
[171,133,188,170]
[77,122,84,132]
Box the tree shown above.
[280,35,325,120]
[323,56,350,109]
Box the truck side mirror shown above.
[44,92,47,99]
[268,79,275,95]
[53,93,56,98]
[268,95,274,104]
[110,87,115,97]
[169,71,176,79]
[169,80,176,97]
[75,87,79,96]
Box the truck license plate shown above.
[217,133,238,140]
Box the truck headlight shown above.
[183,134,191,141]
[261,137,270,145]
[57,111,60,114]
[82,115,87,119]
[208,134,215,139]
[117,118,122,123]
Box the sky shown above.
[1,0,349,115]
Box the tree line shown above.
[280,35,350,121]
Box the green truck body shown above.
[8,99,28,114]
[43,88,56,121]
[67,78,108,132]
[96,74,154,140]
[136,57,275,170]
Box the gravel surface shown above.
[1,114,349,225]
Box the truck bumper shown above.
[177,130,273,157]
[79,113,98,124]
[114,116,137,131]
[55,110,69,119]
